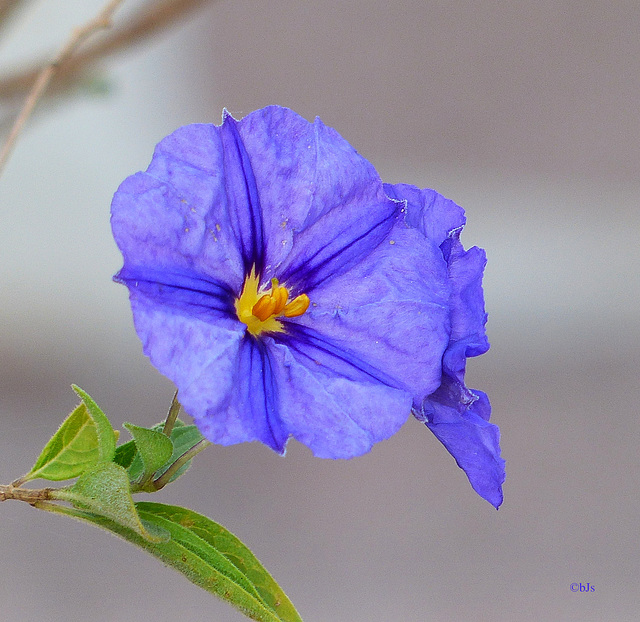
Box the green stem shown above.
[162,390,181,437]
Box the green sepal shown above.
[24,403,101,482]
[53,462,167,543]
[123,423,174,489]
[71,385,116,462]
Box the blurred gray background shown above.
[1,1,638,620]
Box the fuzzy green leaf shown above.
[123,423,174,486]
[40,499,302,621]
[136,503,303,622]
[114,419,204,486]
[54,462,166,543]
[113,437,137,470]
[61,501,302,621]
[71,385,116,462]
[25,403,100,482]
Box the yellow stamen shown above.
[235,269,309,336]
[283,294,310,317]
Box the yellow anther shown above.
[283,294,310,318]
[235,268,309,336]
[251,279,289,321]
[251,294,277,321]
[271,280,290,314]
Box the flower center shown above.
[235,267,310,336]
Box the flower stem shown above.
[153,439,211,490]
[162,390,181,436]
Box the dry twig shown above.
[0,0,29,27]
[0,0,213,102]
[0,0,125,175]
[0,0,214,175]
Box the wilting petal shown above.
[384,184,466,247]
[418,383,504,508]
[386,183,504,506]
[385,184,488,361]
[443,239,490,363]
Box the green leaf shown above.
[48,500,302,621]
[155,423,205,484]
[71,385,116,462]
[113,438,137,470]
[114,419,205,487]
[123,423,174,487]
[136,503,303,622]
[53,462,166,543]
[39,498,303,621]
[25,403,100,482]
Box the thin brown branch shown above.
[0,0,29,25]
[0,0,125,175]
[0,0,214,102]
[0,483,54,505]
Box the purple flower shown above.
[111,106,504,507]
